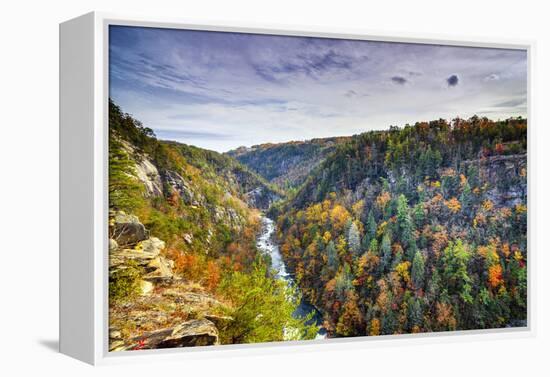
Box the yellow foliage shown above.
[515,203,527,214]
[330,205,351,232]
[322,231,332,244]
[377,221,388,237]
[369,318,381,336]
[502,243,511,258]
[352,200,365,219]
[394,261,411,284]
[445,197,461,213]
[482,200,494,211]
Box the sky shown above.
[109,26,527,152]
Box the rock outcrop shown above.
[109,213,232,352]
[134,156,163,197]
[113,319,219,351]
[111,212,148,246]
[245,186,281,210]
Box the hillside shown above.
[273,117,528,336]
[108,101,316,350]
[227,136,351,191]
[108,99,528,346]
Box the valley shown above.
[108,99,527,349]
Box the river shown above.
[256,216,327,339]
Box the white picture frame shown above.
[59,11,535,365]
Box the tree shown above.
[460,180,472,210]
[348,221,362,256]
[336,291,364,336]
[380,233,392,273]
[326,240,338,272]
[218,262,317,344]
[441,240,473,304]
[411,250,425,289]
[396,194,415,258]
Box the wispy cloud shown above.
[109,26,527,152]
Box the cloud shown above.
[109,26,527,152]
[155,129,235,140]
[447,74,459,87]
[252,48,357,83]
[484,73,500,81]
[391,76,407,85]
[493,98,526,108]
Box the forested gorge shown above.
[109,99,527,349]
[108,101,316,350]
[272,117,527,336]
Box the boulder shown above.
[135,319,219,349]
[112,212,148,246]
[138,237,165,254]
[109,238,118,252]
[109,246,160,268]
[144,256,174,282]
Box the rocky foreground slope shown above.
[109,212,233,351]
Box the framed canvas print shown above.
[59,12,533,365]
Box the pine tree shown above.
[380,233,392,273]
[348,221,362,256]
[326,240,338,271]
[411,250,425,289]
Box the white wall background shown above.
[1,0,548,375]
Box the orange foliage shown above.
[205,261,221,291]
[436,302,457,330]
[488,264,504,289]
[376,191,391,209]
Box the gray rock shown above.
[139,237,165,254]
[125,319,219,349]
[143,255,174,282]
[135,157,163,197]
[112,212,148,246]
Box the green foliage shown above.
[109,261,143,303]
[217,262,318,344]
[411,250,425,289]
[108,138,146,212]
